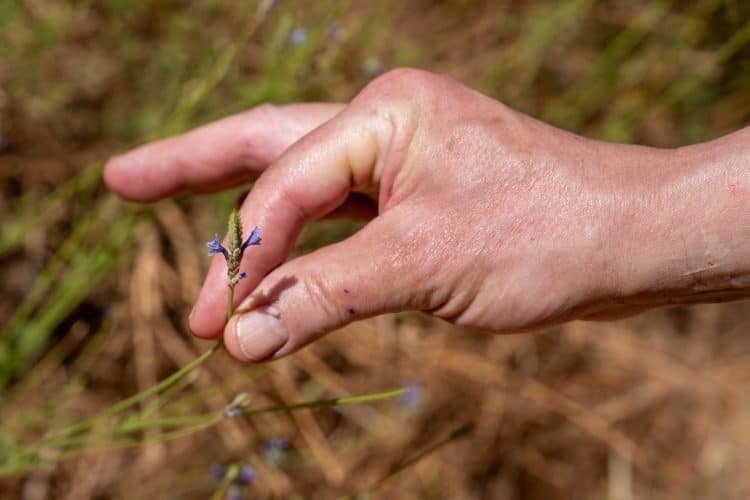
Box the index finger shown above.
[104,103,344,202]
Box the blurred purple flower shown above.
[262,437,290,451]
[262,437,290,465]
[327,22,341,41]
[237,464,258,485]
[221,408,242,418]
[290,27,307,46]
[211,463,226,482]
[363,57,385,78]
[226,485,243,500]
[400,383,422,409]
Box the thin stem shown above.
[355,423,475,497]
[241,388,408,417]
[228,285,235,322]
[121,387,408,434]
[22,387,408,463]
[41,233,239,447]
[44,340,224,444]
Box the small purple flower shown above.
[227,485,243,500]
[206,215,261,286]
[400,383,422,409]
[211,463,226,482]
[241,226,262,250]
[262,437,290,465]
[263,437,290,451]
[290,27,307,46]
[206,233,229,260]
[237,464,258,485]
[363,57,385,78]
[327,22,341,41]
[222,408,242,418]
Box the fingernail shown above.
[235,306,288,361]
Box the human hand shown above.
[105,69,750,363]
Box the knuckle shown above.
[236,103,280,165]
[248,103,279,120]
[357,67,441,105]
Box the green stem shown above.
[228,285,235,322]
[44,340,224,444]
[40,237,239,447]
[22,387,408,462]
[123,387,408,434]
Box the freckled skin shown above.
[105,68,750,363]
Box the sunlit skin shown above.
[105,69,750,363]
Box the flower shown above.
[237,464,258,485]
[206,210,261,286]
[262,437,290,451]
[211,463,226,482]
[327,22,341,41]
[222,408,242,417]
[290,27,307,46]
[363,57,385,78]
[206,233,229,260]
[226,485,243,500]
[242,226,262,250]
[400,383,422,409]
[262,437,291,465]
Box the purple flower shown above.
[363,57,385,78]
[262,437,290,451]
[400,383,422,409]
[241,226,262,250]
[211,463,226,482]
[206,217,261,286]
[237,464,258,485]
[262,437,290,465]
[206,233,229,260]
[222,408,242,418]
[327,22,341,41]
[290,27,307,46]
[226,485,243,500]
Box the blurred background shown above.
[1,0,750,498]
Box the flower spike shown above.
[206,210,262,287]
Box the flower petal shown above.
[241,226,262,250]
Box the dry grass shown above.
[1,1,750,499]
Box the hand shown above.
[105,69,750,363]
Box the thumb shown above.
[223,209,430,362]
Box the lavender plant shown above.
[210,461,258,500]
[206,209,261,321]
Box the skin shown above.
[105,68,750,363]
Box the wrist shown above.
[600,130,750,313]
